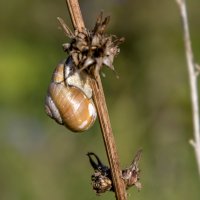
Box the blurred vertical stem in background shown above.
[65,0,127,199]
[175,0,200,175]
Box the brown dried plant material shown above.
[122,149,142,190]
[60,2,127,199]
[87,150,142,195]
[57,12,124,78]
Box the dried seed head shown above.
[92,172,112,195]
[87,152,113,194]
[122,149,142,190]
[87,150,142,194]
[58,12,124,78]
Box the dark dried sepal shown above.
[58,12,124,78]
[87,152,110,174]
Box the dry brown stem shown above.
[65,0,127,199]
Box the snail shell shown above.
[45,58,97,132]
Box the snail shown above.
[45,57,97,132]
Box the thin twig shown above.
[65,0,127,199]
[175,0,200,175]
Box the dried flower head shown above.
[91,171,112,195]
[122,149,142,190]
[57,12,124,78]
[87,150,142,195]
[87,152,112,194]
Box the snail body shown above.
[45,58,97,132]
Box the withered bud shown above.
[122,149,142,190]
[57,12,124,78]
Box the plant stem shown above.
[65,0,127,199]
[175,0,200,175]
[90,76,127,200]
[66,0,85,30]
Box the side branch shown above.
[175,0,200,175]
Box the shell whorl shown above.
[45,61,97,132]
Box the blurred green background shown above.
[0,0,200,199]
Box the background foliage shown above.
[0,0,200,199]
